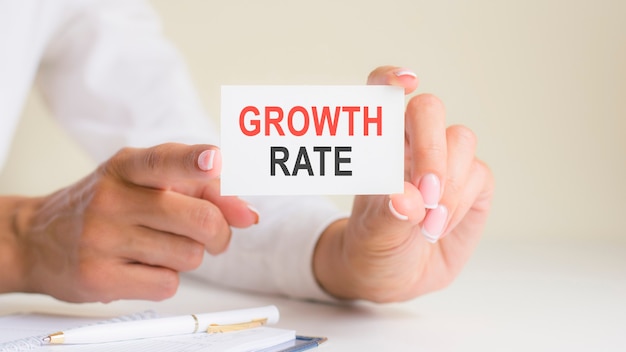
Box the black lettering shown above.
[313,146,332,176]
[335,146,352,176]
[292,146,314,176]
[270,146,290,176]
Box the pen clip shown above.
[206,318,268,333]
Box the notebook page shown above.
[0,311,158,349]
[36,327,295,352]
[0,313,294,352]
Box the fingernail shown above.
[247,204,260,224]
[421,205,448,243]
[393,68,417,78]
[388,199,409,221]
[419,173,441,209]
[198,150,216,171]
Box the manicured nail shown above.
[247,204,260,224]
[388,199,409,221]
[419,173,441,209]
[421,205,448,243]
[393,68,417,78]
[198,150,216,171]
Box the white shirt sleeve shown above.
[193,196,348,302]
[35,0,347,301]
[37,0,216,162]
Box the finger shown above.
[440,158,494,241]
[118,225,207,271]
[441,125,478,223]
[198,178,260,228]
[106,143,222,193]
[153,179,257,230]
[366,65,419,94]
[351,182,426,248]
[105,143,258,228]
[117,187,234,253]
[405,94,447,208]
[74,257,181,302]
[112,265,181,301]
[422,125,477,242]
[388,182,426,224]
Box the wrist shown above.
[0,196,39,293]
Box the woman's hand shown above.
[3,143,257,303]
[314,66,495,302]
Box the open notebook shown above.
[0,310,302,352]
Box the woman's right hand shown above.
[1,143,257,303]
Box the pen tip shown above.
[42,337,51,343]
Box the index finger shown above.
[405,94,447,208]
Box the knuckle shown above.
[113,146,133,160]
[449,125,477,151]
[101,147,134,178]
[474,159,496,199]
[155,272,180,300]
[184,243,205,270]
[445,176,464,198]
[205,230,232,255]
[414,142,446,161]
[191,204,219,234]
[408,93,445,114]
[142,147,165,173]
[476,158,494,182]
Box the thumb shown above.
[367,66,419,95]
[353,182,426,244]
[106,143,222,194]
[105,143,257,228]
[387,181,426,226]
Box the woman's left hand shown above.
[313,66,494,302]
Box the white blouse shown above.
[0,0,344,301]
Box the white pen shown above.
[43,305,280,345]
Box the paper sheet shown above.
[0,312,294,352]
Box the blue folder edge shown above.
[258,335,328,352]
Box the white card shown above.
[220,85,404,195]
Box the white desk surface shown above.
[1,238,625,351]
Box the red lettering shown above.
[287,106,309,136]
[239,105,382,137]
[239,106,260,136]
[312,106,341,136]
[265,106,285,136]
[341,106,360,136]
[364,106,382,136]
